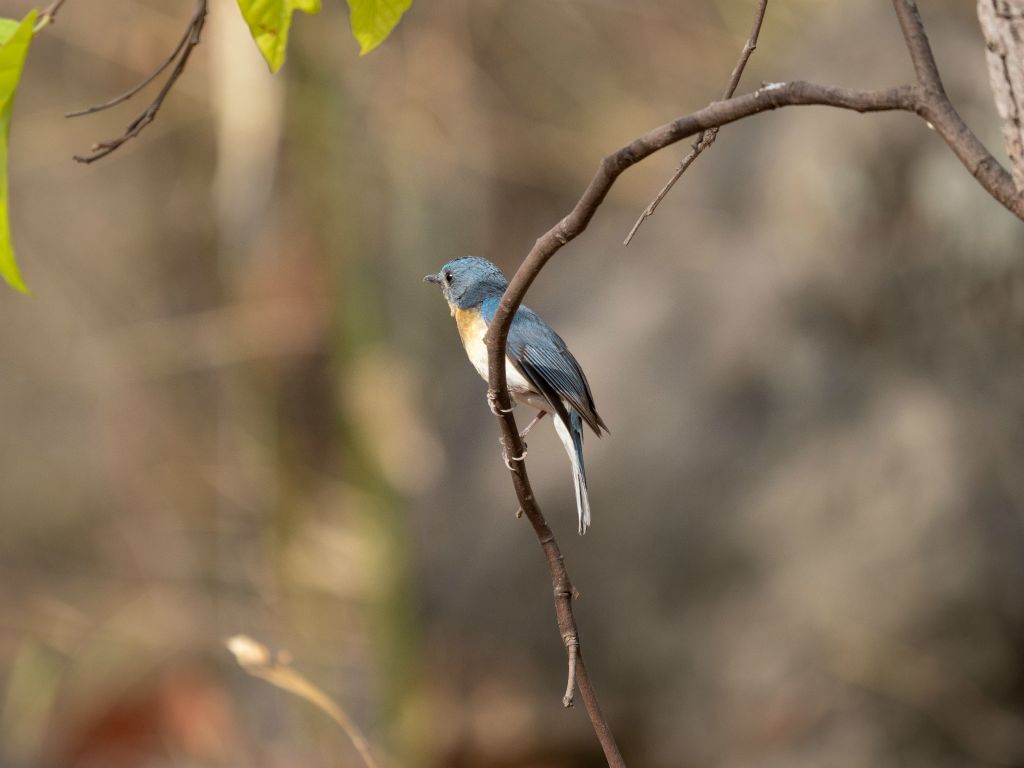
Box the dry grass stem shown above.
[226,635,379,768]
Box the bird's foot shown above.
[500,437,527,470]
[487,390,514,416]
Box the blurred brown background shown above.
[2,1,1024,766]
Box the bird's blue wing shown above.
[481,298,607,435]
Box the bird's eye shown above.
[444,272,453,284]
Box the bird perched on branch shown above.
[425,256,607,534]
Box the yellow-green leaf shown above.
[0,11,37,294]
[235,0,320,73]
[346,0,411,55]
[0,19,20,42]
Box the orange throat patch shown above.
[452,304,485,344]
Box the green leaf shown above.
[0,11,37,294]
[235,0,321,73]
[346,0,411,55]
[0,18,20,42]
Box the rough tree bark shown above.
[978,0,1024,190]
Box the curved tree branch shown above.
[483,2,1024,765]
[483,80,915,768]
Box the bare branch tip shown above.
[69,0,208,163]
[626,0,770,242]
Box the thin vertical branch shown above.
[625,0,769,245]
[891,0,946,94]
[516,483,626,766]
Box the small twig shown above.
[65,33,192,118]
[891,0,945,94]
[34,0,68,32]
[71,0,208,164]
[624,0,769,245]
[226,635,380,768]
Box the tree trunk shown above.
[978,0,1024,191]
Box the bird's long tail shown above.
[552,409,590,534]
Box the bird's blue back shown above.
[480,297,606,436]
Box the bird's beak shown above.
[423,273,442,285]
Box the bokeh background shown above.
[3,1,1024,766]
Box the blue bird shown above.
[425,256,607,534]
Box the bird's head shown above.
[424,256,508,309]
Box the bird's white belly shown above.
[454,305,546,410]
